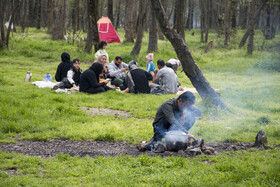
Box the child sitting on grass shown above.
[53,58,82,90]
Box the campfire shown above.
[137,131,269,156]
[137,130,216,155]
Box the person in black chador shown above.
[79,62,112,94]
[120,60,153,94]
[55,52,73,82]
[151,91,201,143]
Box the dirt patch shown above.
[0,139,277,158]
[80,107,132,118]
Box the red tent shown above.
[97,17,121,43]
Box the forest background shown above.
[0,0,279,186]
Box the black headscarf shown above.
[61,52,71,64]
[90,63,104,83]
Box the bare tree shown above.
[199,0,205,42]
[0,0,7,48]
[35,0,41,29]
[239,0,267,47]
[131,0,147,56]
[0,0,19,48]
[114,0,121,30]
[28,0,35,27]
[224,0,231,46]
[186,0,194,30]
[174,0,186,41]
[151,0,226,108]
[85,0,100,53]
[107,0,113,22]
[231,0,237,30]
[52,0,67,40]
[247,0,256,54]
[20,0,29,33]
[124,0,137,42]
[47,0,54,33]
[72,0,80,34]
[148,3,158,52]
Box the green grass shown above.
[0,149,279,186]
[0,27,279,186]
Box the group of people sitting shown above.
[53,41,183,95]
[53,41,201,145]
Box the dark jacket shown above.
[153,98,201,131]
[55,52,73,82]
[79,63,106,92]
[70,67,82,85]
[123,68,153,93]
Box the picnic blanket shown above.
[176,87,198,95]
[32,81,56,88]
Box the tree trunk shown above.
[199,0,205,42]
[52,0,67,40]
[247,0,256,54]
[0,0,7,48]
[240,2,249,29]
[174,0,186,41]
[28,0,35,27]
[107,0,113,22]
[231,0,237,30]
[224,0,231,46]
[264,1,274,40]
[99,0,104,17]
[114,0,121,30]
[20,0,28,33]
[35,0,41,29]
[148,3,158,52]
[85,0,99,53]
[47,0,54,33]
[131,0,147,56]
[204,0,210,43]
[151,0,226,108]
[72,0,79,34]
[158,0,167,40]
[4,1,19,48]
[239,0,267,47]
[186,0,194,30]
[124,0,137,42]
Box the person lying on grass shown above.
[53,58,82,90]
[147,91,201,148]
[79,62,112,94]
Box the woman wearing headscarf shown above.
[79,63,111,94]
[55,52,73,82]
[97,54,109,79]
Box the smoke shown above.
[163,107,200,143]
[165,130,189,143]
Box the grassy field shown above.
[0,28,279,186]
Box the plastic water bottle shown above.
[24,71,32,82]
[43,73,52,82]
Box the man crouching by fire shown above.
[146,91,201,150]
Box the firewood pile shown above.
[137,138,216,156]
[137,131,271,156]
